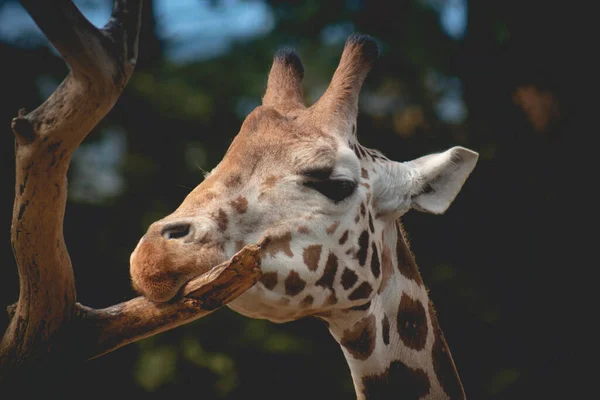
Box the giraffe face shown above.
[129,104,378,316]
[129,34,478,323]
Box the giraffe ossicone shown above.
[130,33,477,399]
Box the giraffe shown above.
[129,34,478,399]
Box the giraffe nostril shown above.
[161,222,193,240]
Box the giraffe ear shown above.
[406,146,478,214]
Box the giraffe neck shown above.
[322,221,465,399]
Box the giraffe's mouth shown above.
[129,232,225,303]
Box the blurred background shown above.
[0,0,588,398]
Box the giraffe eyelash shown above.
[301,166,334,180]
[303,179,357,203]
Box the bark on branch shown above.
[0,0,262,386]
[78,245,261,361]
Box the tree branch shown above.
[104,0,144,75]
[1,0,261,384]
[20,0,105,75]
[78,244,261,361]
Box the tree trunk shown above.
[0,0,261,388]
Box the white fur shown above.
[331,143,361,182]
[373,146,478,217]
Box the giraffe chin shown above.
[226,246,377,323]
[225,262,347,323]
[227,287,313,324]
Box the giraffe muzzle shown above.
[129,218,225,302]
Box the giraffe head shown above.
[130,35,478,323]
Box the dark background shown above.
[0,0,590,398]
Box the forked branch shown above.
[0,0,261,385]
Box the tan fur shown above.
[310,37,377,134]
[130,227,223,302]
[262,51,305,112]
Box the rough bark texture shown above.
[0,0,261,387]
[79,245,262,360]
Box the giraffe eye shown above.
[304,179,357,203]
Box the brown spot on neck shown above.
[326,221,340,235]
[370,243,380,278]
[339,230,349,245]
[341,267,358,290]
[381,315,390,345]
[340,314,376,360]
[361,360,430,399]
[297,225,310,234]
[361,168,369,179]
[265,232,294,258]
[215,208,228,232]
[397,293,427,350]
[225,173,242,188]
[262,175,279,189]
[303,244,322,271]
[316,252,338,289]
[205,191,216,200]
[301,294,314,307]
[325,290,338,305]
[260,271,278,290]
[230,196,248,214]
[284,270,306,296]
[259,175,280,199]
[349,281,373,301]
[357,230,370,266]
